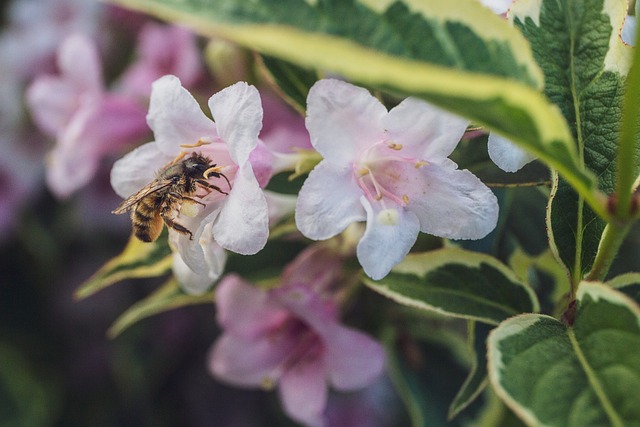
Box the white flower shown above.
[111,75,269,291]
[295,79,498,280]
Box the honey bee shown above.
[112,152,230,242]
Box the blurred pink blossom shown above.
[27,34,149,198]
[209,273,385,427]
[119,22,204,98]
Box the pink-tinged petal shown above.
[383,98,469,160]
[487,133,536,172]
[356,197,420,280]
[306,79,387,163]
[169,215,217,276]
[295,161,365,240]
[326,326,385,390]
[208,81,262,166]
[215,274,289,337]
[479,0,512,14]
[26,76,80,136]
[282,245,344,293]
[208,333,292,388]
[110,142,173,198]
[119,23,202,97]
[272,284,338,336]
[212,162,269,255]
[57,34,102,93]
[249,140,275,188]
[147,75,216,153]
[279,358,328,427]
[405,163,499,239]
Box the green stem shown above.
[615,21,640,219]
[585,223,632,282]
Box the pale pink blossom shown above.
[111,75,269,291]
[119,22,204,98]
[26,34,149,198]
[209,273,385,427]
[296,79,498,279]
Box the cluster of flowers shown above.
[17,0,637,425]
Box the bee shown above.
[112,152,231,243]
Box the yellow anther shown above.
[415,161,428,168]
[261,377,276,390]
[387,142,403,151]
[402,195,410,205]
[356,168,370,177]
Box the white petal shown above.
[383,97,469,160]
[264,190,297,226]
[110,142,173,198]
[306,79,387,163]
[487,132,536,172]
[356,197,419,280]
[212,162,269,255]
[147,75,216,153]
[622,14,637,45]
[208,82,262,165]
[172,251,216,295]
[406,164,499,240]
[295,161,365,240]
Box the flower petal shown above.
[208,333,292,388]
[279,358,328,427]
[212,162,269,255]
[172,252,216,295]
[295,161,365,240]
[110,141,173,198]
[214,274,288,338]
[146,75,216,154]
[383,97,469,160]
[356,197,420,280]
[326,326,385,390]
[26,76,80,136]
[57,34,102,93]
[208,81,262,165]
[306,79,386,163]
[405,163,499,239]
[487,133,536,172]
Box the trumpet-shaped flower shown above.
[295,79,498,279]
[26,34,149,198]
[209,274,385,427]
[111,75,269,290]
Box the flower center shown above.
[353,140,426,208]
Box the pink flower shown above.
[209,274,385,427]
[26,34,149,198]
[111,75,269,291]
[295,79,498,279]
[119,22,204,98]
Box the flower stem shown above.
[585,222,632,282]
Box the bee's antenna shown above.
[204,166,232,191]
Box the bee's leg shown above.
[160,199,194,239]
[195,179,229,195]
[182,196,206,207]
[202,167,232,191]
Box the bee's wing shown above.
[111,179,173,214]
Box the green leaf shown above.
[607,272,640,304]
[74,232,172,300]
[111,0,602,212]
[363,248,539,324]
[510,0,635,280]
[488,282,640,427]
[257,55,318,114]
[108,278,213,338]
[449,321,492,420]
